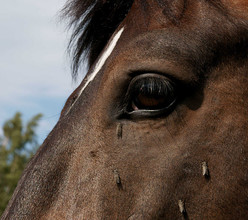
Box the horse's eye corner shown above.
[119,73,179,119]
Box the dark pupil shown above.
[132,77,176,110]
[135,93,166,109]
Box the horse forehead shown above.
[222,0,248,18]
[125,0,187,29]
[121,0,212,34]
[126,0,248,27]
[224,0,248,8]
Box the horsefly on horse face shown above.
[202,162,209,177]
[113,169,121,185]
[116,123,123,139]
[178,200,186,214]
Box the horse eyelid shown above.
[119,74,179,118]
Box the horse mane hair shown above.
[62,0,229,79]
[62,0,134,79]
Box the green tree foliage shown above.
[0,112,42,215]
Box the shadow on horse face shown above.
[2,0,248,219]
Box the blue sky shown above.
[0,0,85,143]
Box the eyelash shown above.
[119,73,179,118]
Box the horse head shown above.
[2,0,248,219]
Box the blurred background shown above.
[0,0,84,214]
[0,0,84,143]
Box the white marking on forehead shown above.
[79,27,125,95]
[66,27,125,115]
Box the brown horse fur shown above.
[2,0,248,219]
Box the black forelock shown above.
[62,0,231,80]
[62,0,134,79]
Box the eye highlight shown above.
[123,73,178,118]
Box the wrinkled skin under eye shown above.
[123,73,178,118]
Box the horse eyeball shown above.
[127,74,177,112]
[132,93,171,110]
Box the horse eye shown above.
[124,74,177,117]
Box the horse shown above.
[2,0,248,219]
